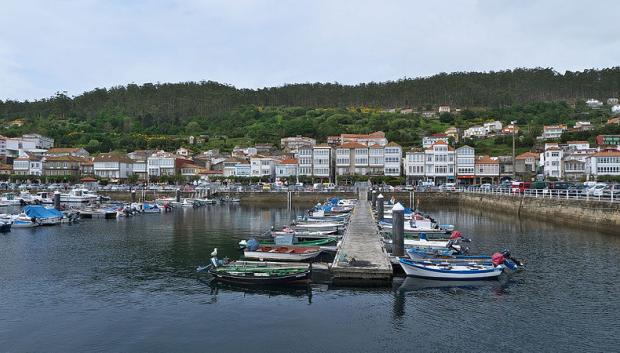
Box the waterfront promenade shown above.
[331,191,393,285]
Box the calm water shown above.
[1,203,619,352]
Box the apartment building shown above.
[93,153,134,180]
[456,145,475,184]
[383,142,402,176]
[312,144,332,180]
[474,156,500,184]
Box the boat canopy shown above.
[23,205,63,219]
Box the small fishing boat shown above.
[239,236,337,249]
[197,249,311,285]
[142,203,163,213]
[60,188,99,203]
[271,226,337,239]
[383,233,463,251]
[293,221,344,231]
[378,219,453,235]
[399,257,505,280]
[243,241,322,261]
[8,213,39,228]
[23,205,63,225]
[220,196,240,203]
[406,248,524,272]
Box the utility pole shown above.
[511,120,517,179]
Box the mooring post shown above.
[377,194,384,220]
[392,202,405,257]
[371,190,377,209]
[131,189,136,203]
[53,190,61,210]
[409,190,414,210]
[175,188,181,203]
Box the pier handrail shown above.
[451,186,619,204]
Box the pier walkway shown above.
[331,189,393,285]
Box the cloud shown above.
[0,0,618,100]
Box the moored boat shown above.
[243,242,322,261]
[197,249,311,285]
[399,257,505,280]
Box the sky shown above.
[1,0,618,101]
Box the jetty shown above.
[331,190,393,285]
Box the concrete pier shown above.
[331,190,393,286]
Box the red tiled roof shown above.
[278,158,298,165]
[475,156,499,164]
[339,142,367,149]
[567,141,588,144]
[592,150,620,157]
[515,152,540,160]
[47,148,84,153]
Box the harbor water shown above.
[1,204,618,352]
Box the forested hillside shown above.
[0,67,619,153]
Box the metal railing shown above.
[453,186,619,203]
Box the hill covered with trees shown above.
[0,67,619,153]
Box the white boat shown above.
[384,237,461,251]
[379,219,451,234]
[35,192,54,204]
[399,258,504,280]
[60,188,99,203]
[10,214,39,228]
[243,244,322,261]
[293,221,344,230]
[0,193,22,205]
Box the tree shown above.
[86,139,101,152]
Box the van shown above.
[511,181,531,193]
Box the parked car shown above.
[480,183,492,191]
[439,183,456,192]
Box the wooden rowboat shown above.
[244,245,322,261]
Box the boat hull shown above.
[243,247,322,261]
[209,269,310,285]
[399,258,503,280]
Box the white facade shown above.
[590,151,620,177]
[275,161,298,178]
[312,146,331,178]
[463,126,487,138]
[456,146,475,178]
[21,134,54,149]
[483,121,503,133]
[542,125,566,140]
[250,157,276,178]
[383,144,402,176]
[542,147,564,178]
[404,151,425,178]
[297,146,313,176]
[404,142,455,183]
[147,151,176,177]
[422,135,450,148]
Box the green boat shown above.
[198,257,311,285]
[239,237,337,249]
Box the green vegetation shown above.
[1,68,619,156]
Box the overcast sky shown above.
[1,0,618,101]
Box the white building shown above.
[483,121,503,133]
[567,141,590,151]
[438,106,451,113]
[612,105,620,114]
[280,136,316,153]
[463,126,487,139]
[590,150,620,178]
[383,142,402,176]
[275,158,298,178]
[297,146,313,176]
[404,149,425,183]
[424,141,456,184]
[93,153,134,180]
[574,121,593,131]
[21,134,54,149]
[422,134,450,148]
[475,156,500,183]
[456,145,475,183]
[541,125,567,140]
[147,151,176,177]
[312,145,332,179]
[250,156,276,179]
[336,142,369,176]
[541,144,563,178]
[340,132,388,147]
[176,147,191,157]
[586,99,603,108]
[13,154,42,176]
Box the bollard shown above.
[371,190,377,209]
[175,189,181,203]
[392,202,405,257]
[131,189,136,203]
[53,191,61,210]
[377,194,384,220]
